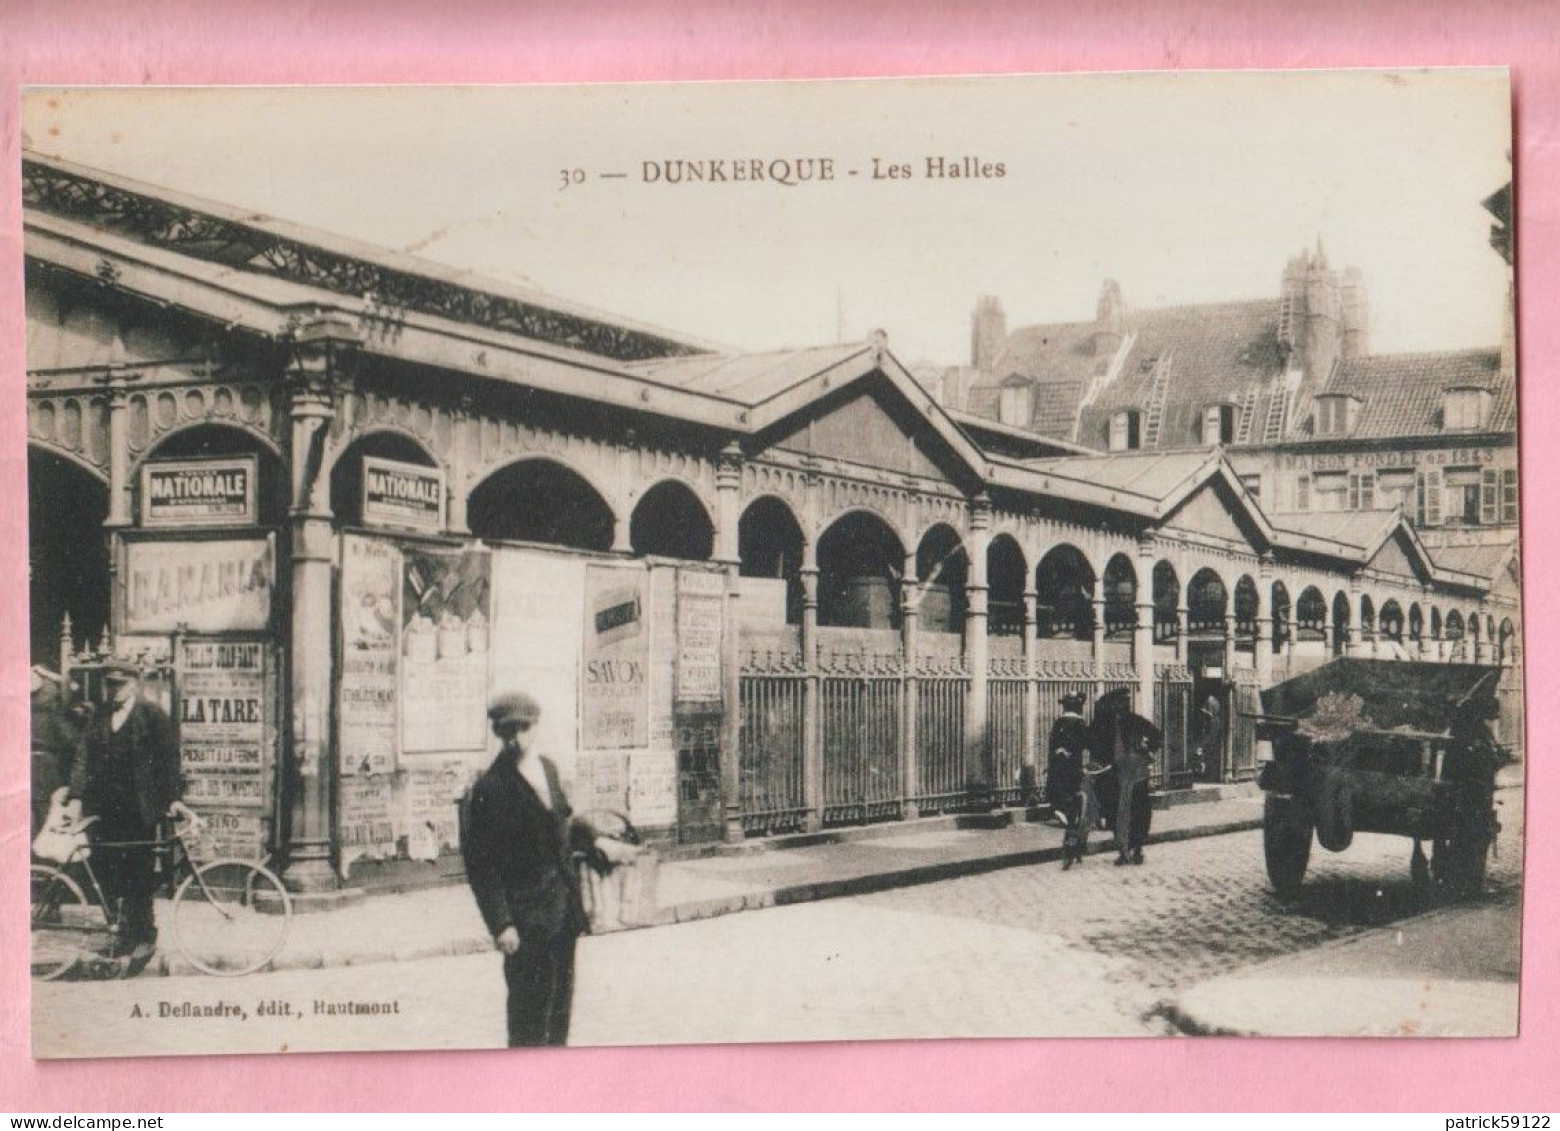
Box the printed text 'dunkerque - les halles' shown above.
[635,156,1007,185]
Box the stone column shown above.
[105,368,134,527]
[900,563,920,820]
[281,325,355,905]
[1022,587,1039,802]
[715,444,744,842]
[964,499,992,798]
[1091,571,1107,700]
[1346,582,1363,656]
[1134,538,1157,717]
[611,440,636,553]
[1175,601,1190,665]
[1255,558,1275,691]
[445,401,472,536]
[800,540,822,833]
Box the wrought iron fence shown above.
[737,668,808,836]
[821,669,903,827]
[988,673,1031,807]
[1229,672,1262,780]
[1154,665,1194,790]
[913,672,970,813]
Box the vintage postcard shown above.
[22,71,1521,1057]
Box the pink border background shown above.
[2,0,1556,1112]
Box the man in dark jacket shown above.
[1046,692,1091,867]
[71,662,187,968]
[463,690,636,1047]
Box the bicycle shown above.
[30,805,293,980]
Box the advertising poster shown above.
[583,565,651,750]
[140,456,257,528]
[338,772,398,874]
[676,568,725,704]
[489,548,585,781]
[361,455,446,534]
[176,638,268,859]
[182,810,266,864]
[402,756,478,861]
[123,536,273,633]
[400,545,491,753]
[627,751,678,829]
[339,535,401,776]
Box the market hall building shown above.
[23,153,1521,902]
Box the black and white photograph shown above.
[22,70,1522,1057]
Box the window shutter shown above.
[1426,469,1442,526]
[1360,472,1374,510]
[1502,468,1518,524]
[1481,468,1499,525]
[1296,473,1310,512]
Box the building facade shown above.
[24,154,1521,901]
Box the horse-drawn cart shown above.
[1254,659,1505,897]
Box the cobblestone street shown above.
[32,786,1523,1056]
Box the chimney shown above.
[971,295,1007,374]
[1094,278,1124,358]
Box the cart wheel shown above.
[1263,795,1312,897]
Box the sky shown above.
[21,72,1512,367]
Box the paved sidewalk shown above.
[138,792,1267,977]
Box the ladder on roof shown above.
[1261,380,1290,443]
[1277,291,1297,347]
[1140,350,1174,448]
[1234,387,1260,445]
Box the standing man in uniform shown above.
[1046,692,1092,868]
[463,690,639,1047]
[72,662,188,972]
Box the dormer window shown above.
[1443,386,1492,431]
[1109,409,1141,452]
[1203,403,1235,445]
[997,379,1032,427]
[1313,394,1360,437]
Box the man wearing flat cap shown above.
[463,689,637,1047]
[71,662,188,970]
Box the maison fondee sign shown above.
[1275,446,1503,472]
[361,455,446,534]
[141,457,258,528]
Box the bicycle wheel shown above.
[171,859,293,976]
[31,865,102,981]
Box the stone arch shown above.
[324,423,444,482]
[739,495,806,626]
[127,415,284,478]
[138,422,289,527]
[467,457,616,552]
[1233,575,1259,649]
[1035,543,1095,641]
[29,447,111,666]
[987,533,1027,637]
[1379,599,1405,642]
[1187,568,1228,636]
[1103,552,1138,639]
[1332,591,1352,656]
[1409,603,1424,643]
[630,478,715,561]
[915,523,968,634]
[1152,560,1180,644]
[1445,609,1465,640]
[1295,586,1326,642]
[1360,594,1377,641]
[329,430,442,528]
[817,510,905,630]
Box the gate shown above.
[737,652,808,836]
[1229,670,1262,780]
[821,656,903,827]
[1153,664,1194,790]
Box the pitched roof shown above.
[966,298,1291,450]
[1271,509,1402,549]
[1312,349,1513,439]
[625,343,871,405]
